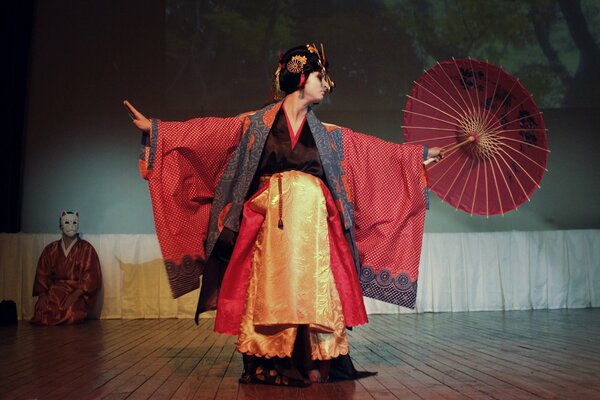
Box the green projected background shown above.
[18,0,600,233]
[165,0,600,114]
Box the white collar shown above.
[61,236,78,257]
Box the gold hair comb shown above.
[286,55,307,74]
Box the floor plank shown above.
[1,309,599,399]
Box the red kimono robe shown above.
[140,101,428,314]
[31,238,102,325]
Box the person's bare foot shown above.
[308,369,322,383]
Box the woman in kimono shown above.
[124,43,442,386]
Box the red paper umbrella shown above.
[403,58,549,216]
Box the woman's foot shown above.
[319,360,331,383]
[240,366,311,387]
[307,369,322,383]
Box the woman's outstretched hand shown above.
[123,100,151,133]
[423,146,444,166]
[427,147,444,161]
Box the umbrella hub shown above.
[458,112,500,161]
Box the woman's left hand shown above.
[427,147,444,161]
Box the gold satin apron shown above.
[236,170,349,360]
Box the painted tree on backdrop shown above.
[390,0,600,108]
[163,0,599,111]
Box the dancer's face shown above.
[302,71,329,104]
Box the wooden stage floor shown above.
[1,309,599,399]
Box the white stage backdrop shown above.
[1,230,598,320]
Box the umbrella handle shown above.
[445,135,476,153]
[422,136,475,166]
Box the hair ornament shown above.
[287,55,307,74]
[299,71,306,87]
[273,63,283,100]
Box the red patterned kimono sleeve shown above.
[342,128,427,308]
[139,116,244,297]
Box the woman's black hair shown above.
[273,43,333,99]
[277,45,327,94]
